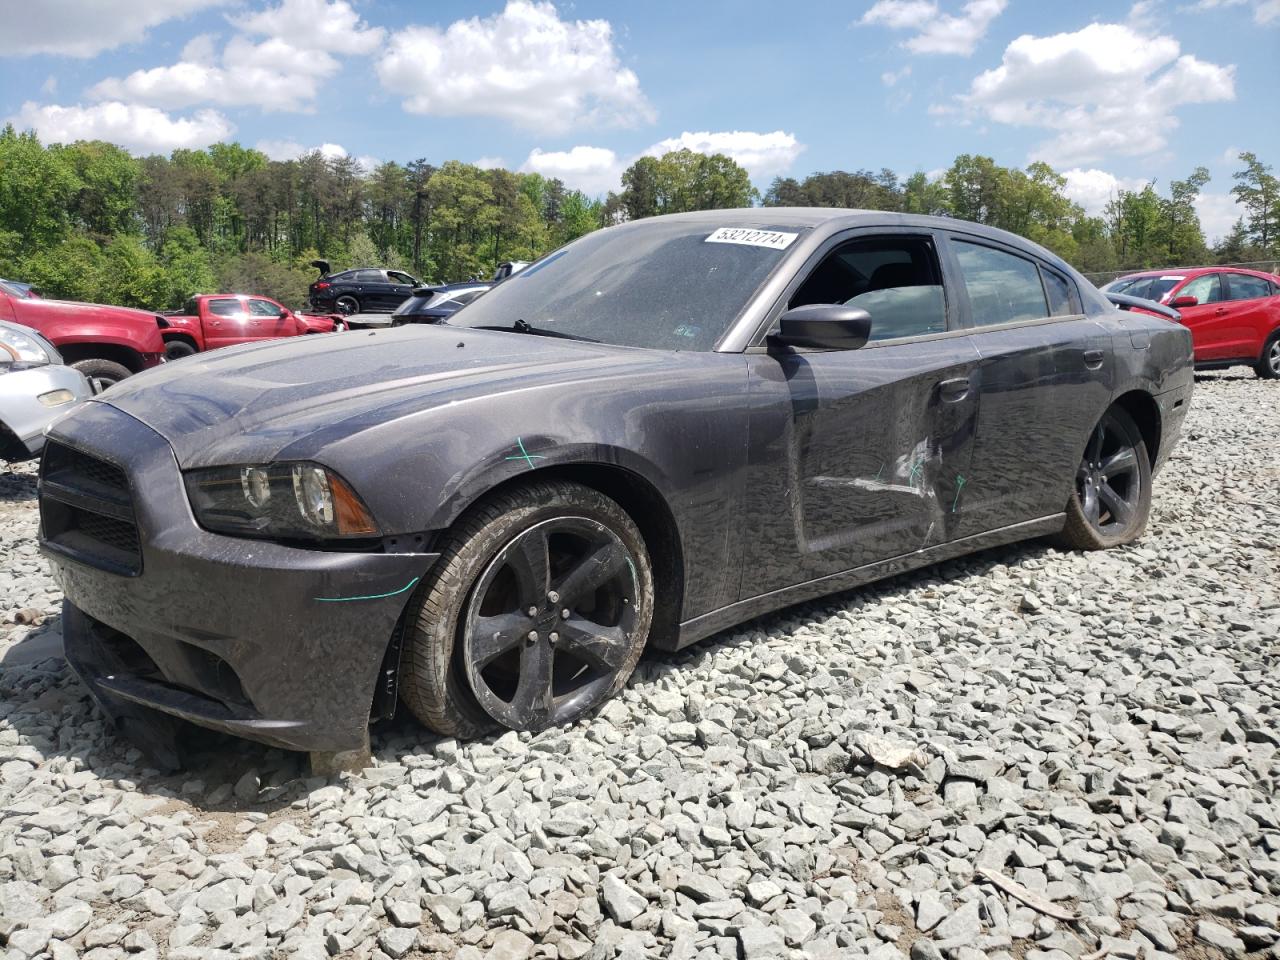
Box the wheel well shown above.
[56,343,145,373]
[458,464,686,648]
[1112,390,1161,468]
[163,332,198,349]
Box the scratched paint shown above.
[315,577,420,603]
[503,437,545,470]
[951,475,967,513]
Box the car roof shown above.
[1116,266,1278,281]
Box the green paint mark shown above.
[625,557,638,594]
[908,457,924,485]
[315,577,420,603]
[503,436,546,470]
[873,462,885,482]
[951,475,967,513]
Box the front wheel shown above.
[164,340,196,361]
[399,481,654,738]
[71,358,132,394]
[1057,405,1152,550]
[1256,332,1280,379]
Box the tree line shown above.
[0,124,1275,311]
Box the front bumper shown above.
[40,401,438,756]
[0,364,92,460]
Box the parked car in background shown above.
[161,294,344,359]
[0,284,166,392]
[0,279,41,298]
[0,320,91,462]
[492,261,529,282]
[308,261,421,315]
[345,281,490,329]
[40,210,1192,768]
[1104,267,1280,378]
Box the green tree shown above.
[1230,152,1278,254]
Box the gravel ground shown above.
[1,373,1278,960]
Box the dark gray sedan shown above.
[38,210,1193,770]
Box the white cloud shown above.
[0,0,228,59]
[643,131,806,180]
[522,146,623,195]
[859,0,1008,55]
[1184,0,1280,24]
[521,130,806,196]
[89,0,383,113]
[377,0,653,134]
[10,100,232,153]
[1061,168,1150,217]
[882,65,912,86]
[1194,191,1247,243]
[950,22,1235,167]
[474,156,507,170]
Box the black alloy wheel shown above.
[335,294,360,316]
[461,516,641,731]
[1059,405,1151,550]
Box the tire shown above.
[71,358,132,394]
[399,480,654,738]
[334,295,360,316]
[1057,405,1152,550]
[1255,332,1280,379]
[164,340,196,361]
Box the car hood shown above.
[16,296,161,325]
[97,325,675,467]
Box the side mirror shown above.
[769,304,872,350]
[1169,295,1198,308]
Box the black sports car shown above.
[344,281,492,330]
[308,261,421,315]
[39,210,1193,771]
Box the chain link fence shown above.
[1080,260,1280,288]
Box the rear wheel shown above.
[1057,406,1151,550]
[1256,332,1280,379]
[399,481,653,738]
[71,358,132,394]
[335,295,360,316]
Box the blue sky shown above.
[2,0,1278,239]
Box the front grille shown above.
[39,441,142,575]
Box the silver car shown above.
[0,320,92,462]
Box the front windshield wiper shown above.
[465,318,600,343]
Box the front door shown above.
[739,232,982,598]
[247,298,294,340]
[942,235,1114,537]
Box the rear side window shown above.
[208,298,240,317]
[954,242,1048,326]
[1041,268,1080,316]
[789,236,948,342]
[354,270,383,282]
[1226,273,1273,301]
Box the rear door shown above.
[202,297,249,350]
[1221,272,1277,360]
[1169,273,1229,360]
[739,229,983,598]
[942,234,1113,538]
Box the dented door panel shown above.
[738,336,981,600]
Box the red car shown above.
[0,281,166,391]
[1104,267,1280,379]
[162,294,344,359]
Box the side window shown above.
[788,236,947,342]
[354,269,383,282]
[1226,273,1272,301]
[248,299,282,317]
[388,271,415,285]
[1179,273,1222,305]
[1041,268,1080,316]
[954,241,1048,326]
[208,298,240,317]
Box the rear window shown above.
[393,293,437,316]
[954,241,1048,326]
[208,298,240,317]
[1042,269,1080,316]
[1226,273,1273,301]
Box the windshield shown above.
[451,220,807,351]
[393,293,436,316]
[1104,276,1181,302]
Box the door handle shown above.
[938,377,970,402]
[1215,307,1227,315]
[1083,349,1105,368]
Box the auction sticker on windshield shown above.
[705,227,798,250]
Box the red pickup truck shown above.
[162,294,344,359]
[0,281,166,391]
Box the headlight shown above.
[185,462,379,541]
[0,325,53,366]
